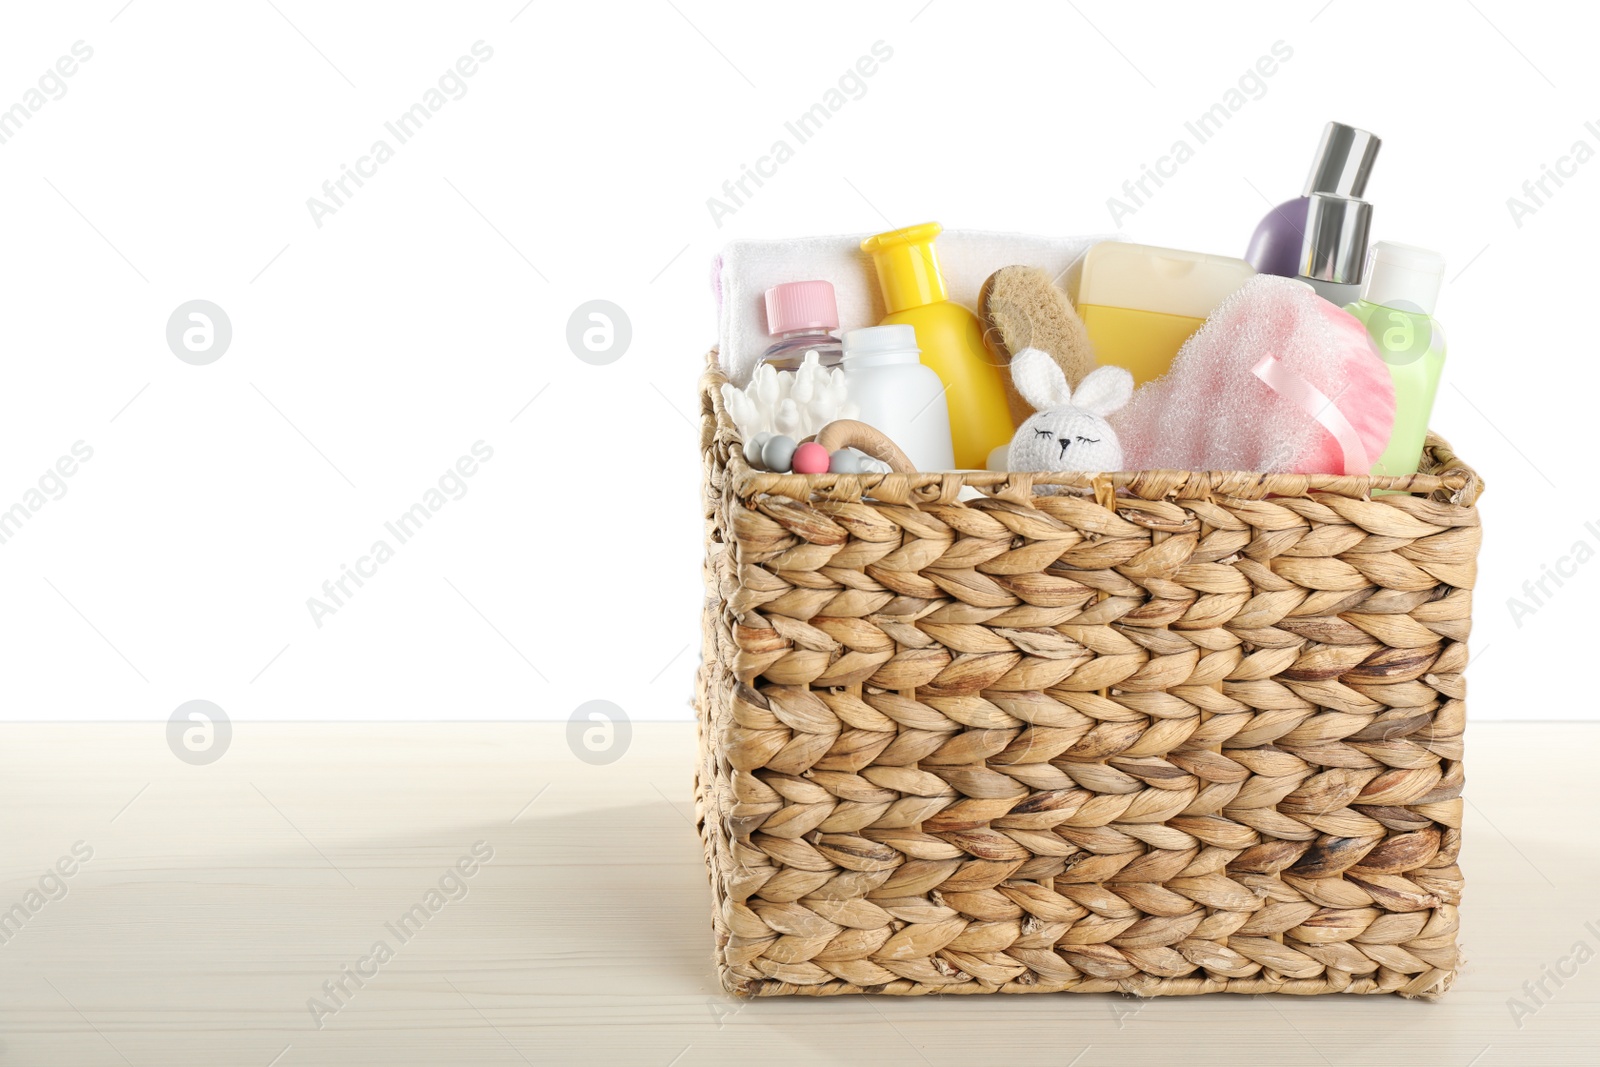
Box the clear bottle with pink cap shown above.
[759,280,845,371]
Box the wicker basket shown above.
[694,350,1483,999]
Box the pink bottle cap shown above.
[765,281,839,335]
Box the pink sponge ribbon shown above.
[1251,354,1370,475]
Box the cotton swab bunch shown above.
[719,352,857,441]
[720,353,888,474]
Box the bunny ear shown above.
[1069,365,1134,417]
[1011,348,1073,411]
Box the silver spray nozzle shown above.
[1301,193,1373,286]
[1302,121,1381,198]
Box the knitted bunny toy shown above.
[1006,348,1133,474]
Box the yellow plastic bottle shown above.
[1076,242,1256,386]
[860,223,1014,469]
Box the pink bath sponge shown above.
[1113,275,1394,475]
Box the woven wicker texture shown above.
[694,352,1482,999]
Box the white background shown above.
[0,0,1590,722]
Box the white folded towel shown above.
[713,229,1112,386]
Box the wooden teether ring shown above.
[815,420,917,473]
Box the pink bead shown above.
[791,441,830,474]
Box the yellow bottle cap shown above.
[861,222,947,314]
[1077,241,1255,318]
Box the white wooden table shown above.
[2,722,1596,1066]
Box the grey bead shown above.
[829,449,863,474]
[743,431,773,468]
[761,434,797,473]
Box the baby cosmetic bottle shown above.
[1344,242,1447,478]
[860,223,1013,468]
[760,280,845,371]
[840,325,955,471]
[1075,242,1255,386]
[1246,122,1381,280]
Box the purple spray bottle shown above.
[1245,122,1381,288]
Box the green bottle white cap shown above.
[1361,241,1445,316]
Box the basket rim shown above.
[702,350,1483,508]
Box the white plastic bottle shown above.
[840,325,955,471]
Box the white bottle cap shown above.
[1361,241,1445,316]
[842,324,919,360]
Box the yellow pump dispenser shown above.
[860,223,1014,469]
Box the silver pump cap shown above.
[1300,193,1373,286]
[1302,122,1381,198]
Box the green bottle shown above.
[1344,242,1447,478]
